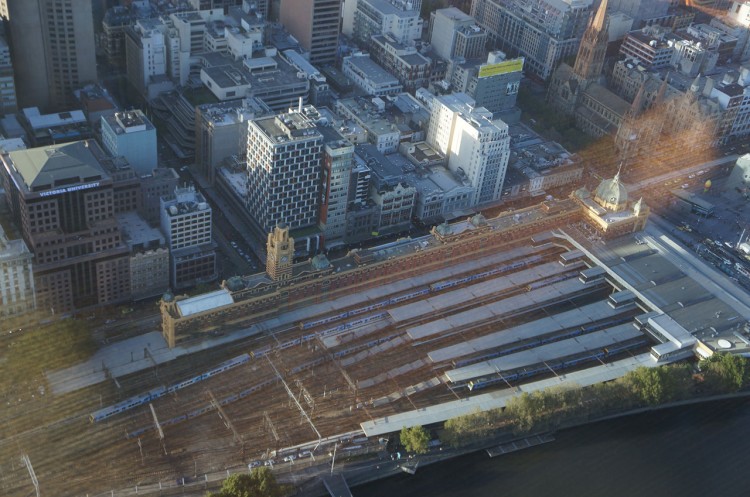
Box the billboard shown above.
[478,58,524,78]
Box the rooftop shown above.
[253,111,321,144]
[344,55,401,86]
[176,289,234,318]
[117,211,165,249]
[4,141,107,193]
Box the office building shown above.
[196,98,269,185]
[318,126,354,247]
[140,168,180,227]
[246,109,323,234]
[426,93,510,206]
[451,51,523,117]
[0,140,132,314]
[429,7,487,62]
[117,212,170,301]
[101,111,158,177]
[0,24,16,115]
[342,53,403,96]
[471,0,594,80]
[0,223,35,318]
[619,26,674,70]
[102,6,137,69]
[352,0,423,46]
[125,18,184,99]
[199,52,311,110]
[0,0,96,111]
[19,107,93,147]
[369,34,432,93]
[160,186,217,290]
[279,0,341,66]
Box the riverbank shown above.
[296,390,750,497]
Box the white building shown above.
[352,0,423,46]
[342,53,403,97]
[246,110,323,234]
[125,18,186,99]
[0,225,35,318]
[170,10,225,55]
[101,110,158,176]
[429,7,487,62]
[160,186,217,290]
[427,93,510,206]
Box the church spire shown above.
[572,0,610,82]
[592,0,609,32]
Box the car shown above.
[248,461,262,469]
[283,455,295,463]
[264,459,274,467]
[230,241,237,247]
[298,450,312,459]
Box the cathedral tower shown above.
[573,0,609,82]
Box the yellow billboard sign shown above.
[478,59,524,78]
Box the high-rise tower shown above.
[245,109,323,234]
[0,0,96,110]
[279,0,341,66]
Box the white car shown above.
[283,455,295,463]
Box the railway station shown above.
[9,174,750,496]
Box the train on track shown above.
[97,252,560,429]
[297,254,546,331]
[90,354,251,423]
[465,339,649,391]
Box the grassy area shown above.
[0,319,96,389]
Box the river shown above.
[353,398,750,497]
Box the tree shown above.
[623,366,688,405]
[700,353,750,392]
[207,467,284,497]
[400,425,430,454]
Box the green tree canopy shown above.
[207,467,284,497]
[700,353,750,392]
[623,365,692,405]
[400,425,430,454]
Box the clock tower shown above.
[266,224,294,281]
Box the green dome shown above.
[594,172,627,207]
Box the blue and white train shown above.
[466,339,649,391]
[297,254,546,331]
[90,353,251,423]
